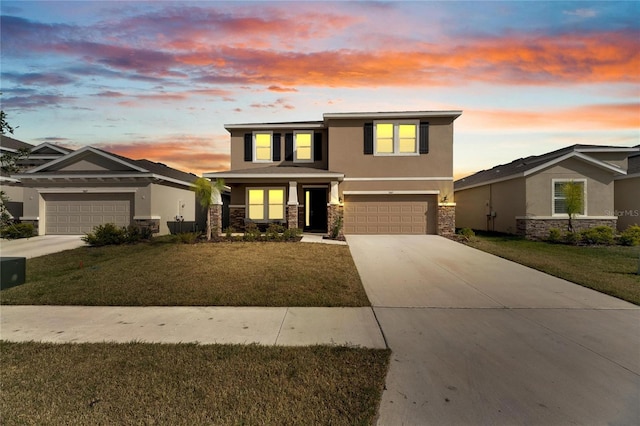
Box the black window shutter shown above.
[285,133,294,161]
[314,132,322,161]
[273,133,281,161]
[364,123,373,155]
[244,133,252,161]
[419,122,429,154]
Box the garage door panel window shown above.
[247,188,285,221]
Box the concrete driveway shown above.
[347,235,640,426]
[0,235,86,258]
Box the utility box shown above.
[1,257,26,290]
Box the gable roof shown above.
[15,146,197,187]
[455,145,638,191]
[0,135,35,152]
[29,142,72,156]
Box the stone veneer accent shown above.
[229,207,246,231]
[298,206,305,229]
[134,218,160,234]
[327,204,344,238]
[437,203,456,236]
[209,204,222,235]
[516,217,618,240]
[287,204,299,229]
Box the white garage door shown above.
[45,194,133,235]
[343,195,436,235]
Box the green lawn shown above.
[0,241,369,307]
[1,341,390,425]
[464,233,640,305]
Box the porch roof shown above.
[204,166,344,180]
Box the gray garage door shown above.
[45,193,133,235]
[343,194,437,235]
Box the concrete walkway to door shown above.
[347,235,640,426]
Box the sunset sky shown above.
[1,0,638,179]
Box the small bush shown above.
[224,226,235,239]
[82,223,151,246]
[176,232,199,244]
[243,222,262,242]
[331,215,343,239]
[619,224,640,246]
[0,223,35,239]
[580,226,615,246]
[563,231,581,245]
[456,227,475,241]
[282,227,302,241]
[265,223,285,241]
[547,228,562,243]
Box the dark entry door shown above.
[304,188,328,232]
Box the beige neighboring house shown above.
[614,152,640,231]
[454,144,640,238]
[204,110,462,236]
[13,146,198,236]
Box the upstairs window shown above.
[294,131,313,162]
[254,132,272,162]
[374,121,418,156]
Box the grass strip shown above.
[464,234,640,305]
[1,341,390,425]
[0,242,369,307]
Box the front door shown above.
[304,188,328,232]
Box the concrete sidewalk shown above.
[0,235,86,259]
[0,305,386,348]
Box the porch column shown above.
[210,187,223,235]
[287,181,299,229]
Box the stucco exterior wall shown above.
[454,185,490,231]
[525,158,615,217]
[150,183,196,235]
[326,117,454,200]
[614,175,640,231]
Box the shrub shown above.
[224,226,235,239]
[547,228,562,243]
[82,223,126,246]
[563,231,581,245]
[331,215,343,239]
[243,222,262,242]
[124,225,152,243]
[282,227,302,241]
[0,223,35,239]
[176,232,199,244]
[619,224,640,246]
[580,226,615,246]
[265,223,285,241]
[456,227,475,241]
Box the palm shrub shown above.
[193,177,225,241]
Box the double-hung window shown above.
[552,179,586,216]
[294,131,313,162]
[374,121,418,155]
[254,132,272,162]
[247,188,285,221]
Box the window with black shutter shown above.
[364,122,374,155]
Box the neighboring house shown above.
[1,135,34,219]
[13,146,198,236]
[204,110,462,236]
[454,144,640,238]
[614,151,640,231]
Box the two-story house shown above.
[204,110,462,236]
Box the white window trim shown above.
[253,131,273,163]
[293,130,314,163]
[551,178,587,217]
[373,120,420,157]
[246,187,286,222]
